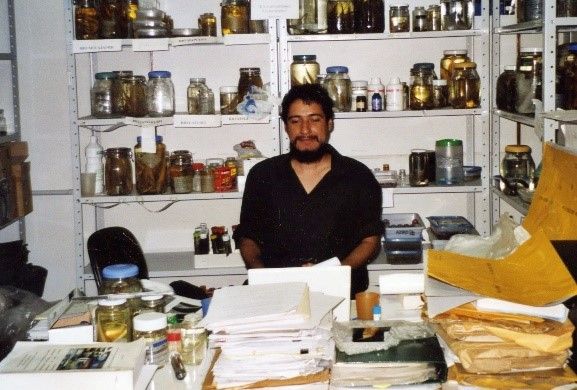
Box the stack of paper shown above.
[199,282,343,389]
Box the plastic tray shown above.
[382,213,425,240]
[427,216,478,240]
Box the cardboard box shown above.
[10,162,32,218]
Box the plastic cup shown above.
[81,172,96,196]
[355,291,380,320]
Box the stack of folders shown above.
[198,282,343,389]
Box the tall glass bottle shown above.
[75,0,99,40]
[288,0,328,34]
[221,0,250,35]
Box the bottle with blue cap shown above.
[323,66,352,112]
[100,263,144,295]
[146,70,175,117]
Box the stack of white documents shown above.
[199,282,343,389]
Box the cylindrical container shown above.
[435,139,464,185]
[75,0,99,40]
[432,79,449,108]
[133,312,168,367]
[225,157,239,191]
[410,63,435,110]
[135,295,165,316]
[450,61,480,109]
[354,0,384,33]
[367,77,385,112]
[98,0,124,38]
[386,77,403,111]
[220,86,239,114]
[351,80,368,111]
[440,49,469,81]
[409,149,430,186]
[100,263,143,294]
[169,150,193,194]
[91,72,117,118]
[188,78,215,115]
[134,135,167,195]
[389,4,409,32]
[412,6,428,32]
[496,65,518,112]
[200,167,215,193]
[440,0,473,30]
[517,0,543,23]
[221,0,249,35]
[199,12,218,36]
[425,150,436,183]
[427,5,442,31]
[561,43,577,109]
[85,135,104,194]
[288,0,328,34]
[96,298,132,342]
[327,0,355,33]
[111,70,133,116]
[291,55,320,86]
[124,75,148,117]
[104,147,133,196]
[123,0,138,38]
[180,327,207,365]
[192,163,204,193]
[213,165,233,192]
[558,0,577,17]
[146,71,174,117]
[237,68,263,102]
[500,144,536,182]
[515,48,542,114]
[323,66,352,112]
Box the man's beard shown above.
[289,138,330,163]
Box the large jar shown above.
[410,63,435,110]
[91,72,117,118]
[221,0,249,35]
[440,49,469,81]
[237,67,263,102]
[75,0,99,40]
[146,71,174,117]
[450,61,480,109]
[323,66,352,112]
[291,55,320,87]
[124,75,148,117]
[111,70,133,116]
[327,0,355,34]
[96,298,132,342]
[288,0,328,34]
[134,135,167,195]
[169,150,194,194]
[105,147,133,196]
[435,139,463,185]
[500,144,536,182]
[517,0,543,23]
[389,4,409,33]
[560,43,577,109]
[558,0,577,17]
[187,78,215,115]
[412,6,428,32]
[496,65,517,112]
[98,0,124,38]
[515,48,542,114]
[100,263,143,294]
[440,0,473,30]
[133,312,168,367]
[354,0,384,33]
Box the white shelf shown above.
[285,29,485,42]
[391,180,483,194]
[494,19,542,34]
[335,108,483,120]
[80,191,244,204]
[491,187,529,216]
[493,109,535,126]
[76,114,271,129]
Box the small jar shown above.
[412,6,429,32]
[389,4,409,33]
[440,0,473,30]
[100,263,143,295]
[220,86,239,114]
[98,0,124,38]
[134,135,167,195]
[135,295,165,316]
[496,65,518,112]
[180,327,207,365]
[199,12,217,36]
[291,55,320,87]
[146,71,175,117]
[221,0,249,35]
[351,80,368,112]
[188,78,214,115]
[410,63,435,110]
[111,70,133,116]
[450,61,480,109]
[96,298,132,342]
[500,145,536,182]
[75,0,99,40]
[432,79,449,108]
[124,75,148,117]
[133,312,168,367]
[435,138,464,185]
[327,0,355,34]
[213,165,232,192]
[200,167,215,193]
[192,163,204,193]
[323,66,352,112]
[237,68,263,102]
[225,157,239,191]
[515,48,542,114]
[169,150,194,194]
[104,147,133,196]
[354,0,384,33]
[91,72,117,118]
[427,5,442,31]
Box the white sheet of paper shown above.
[382,188,394,208]
[139,127,156,153]
[251,0,298,19]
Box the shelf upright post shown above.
[490,0,503,228]
[542,1,558,144]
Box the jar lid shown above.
[240,67,261,73]
[141,294,164,302]
[520,47,543,54]
[133,312,167,331]
[443,49,468,55]
[113,70,133,77]
[95,72,116,80]
[292,54,317,61]
[390,4,409,8]
[326,66,349,74]
[453,61,476,69]
[220,86,238,93]
[137,135,163,143]
[105,147,132,155]
[436,139,463,146]
[432,79,447,86]
[102,263,139,279]
[504,65,516,71]
[351,80,368,88]
[413,6,427,14]
[192,163,205,171]
[98,298,128,306]
[567,43,577,52]
[148,70,171,78]
[172,149,192,156]
[190,77,207,83]
[413,62,435,70]
[505,144,531,153]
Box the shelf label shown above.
[73,39,122,53]
[251,0,298,19]
[173,114,221,128]
[222,114,270,125]
[223,33,270,46]
[132,38,169,52]
[125,117,171,127]
[170,36,220,46]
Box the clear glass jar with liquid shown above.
[96,298,132,342]
[288,0,328,34]
[323,66,352,112]
[389,4,409,32]
[291,55,320,86]
[221,0,249,35]
[187,78,215,115]
[450,61,480,109]
[327,0,355,33]
[104,147,133,196]
[500,144,536,182]
[515,48,542,114]
[146,71,174,117]
[91,72,117,118]
[410,63,435,110]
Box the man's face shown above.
[286,100,333,162]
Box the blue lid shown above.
[326,66,349,74]
[148,70,171,78]
[137,135,163,143]
[413,62,435,70]
[102,263,139,279]
[568,43,577,52]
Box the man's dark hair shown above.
[280,84,334,124]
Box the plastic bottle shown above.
[371,92,383,111]
[85,135,104,194]
[386,77,404,111]
[367,77,385,111]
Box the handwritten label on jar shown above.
[173,114,221,128]
[221,115,270,125]
[132,38,169,52]
[170,36,220,46]
[126,117,171,127]
[73,39,122,53]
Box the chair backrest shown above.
[87,226,149,289]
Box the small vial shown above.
[356,95,367,112]
[372,305,381,321]
[371,92,383,111]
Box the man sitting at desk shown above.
[233,83,383,297]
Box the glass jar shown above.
[191,163,204,193]
[199,13,218,36]
[100,263,143,294]
[194,223,210,254]
[351,80,368,111]
[432,79,449,108]
[354,0,384,33]
[435,139,464,185]
[187,78,215,115]
[135,295,165,316]
[98,0,124,38]
[410,63,435,110]
[427,5,442,31]
[450,61,480,109]
[500,145,536,182]
[146,71,174,117]
[248,0,269,33]
[0,109,6,135]
[133,312,168,367]
[238,67,264,102]
[517,0,543,23]
[134,135,167,195]
[440,49,469,81]
[560,43,577,109]
[327,0,355,34]
[558,0,577,17]
[220,86,239,114]
[221,0,249,35]
[169,150,194,194]
[412,6,429,32]
[96,298,132,342]
[288,0,328,34]
[201,167,215,193]
[124,75,148,117]
[440,0,473,30]
[91,72,117,118]
[291,55,320,87]
[409,149,431,186]
[111,70,133,116]
[225,157,239,191]
[389,4,409,32]
[496,65,518,112]
[515,48,542,114]
[123,0,138,38]
[323,66,352,112]
[180,327,207,365]
[75,0,99,40]
[105,147,133,196]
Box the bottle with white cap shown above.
[85,135,104,194]
[367,77,385,111]
[386,77,404,111]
